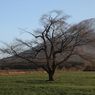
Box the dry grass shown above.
[0,69,46,75]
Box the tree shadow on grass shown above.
[15,80,44,84]
[16,79,56,84]
[26,80,54,84]
[16,80,25,83]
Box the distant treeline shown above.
[0,61,95,71]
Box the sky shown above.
[0,0,95,46]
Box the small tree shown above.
[0,10,95,81]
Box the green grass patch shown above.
[0,72,95,95]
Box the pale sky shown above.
[0,0,95,46]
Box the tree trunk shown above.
[48,71,55,81]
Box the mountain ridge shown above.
[0,18,95,63]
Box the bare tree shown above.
[0,10,95,81]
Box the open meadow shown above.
[0,71,95,95]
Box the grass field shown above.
[0,71,95,95]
